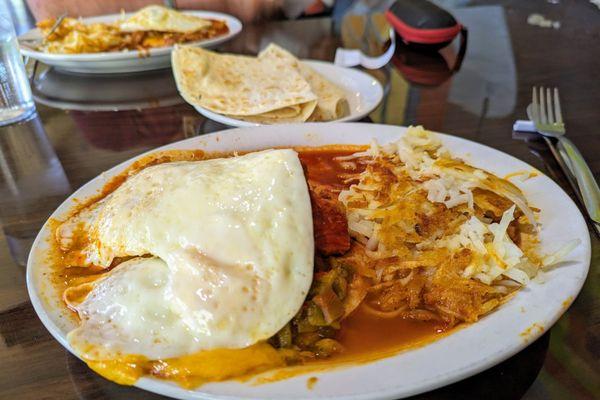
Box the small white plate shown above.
[19,11,242,74]
[192,61,384,127]
[27,123,591,400]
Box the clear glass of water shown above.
[0,14,35,126]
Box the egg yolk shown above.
[85,342,285,388]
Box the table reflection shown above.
[0,112,70,266]
[70,105,202,151]
[31,67,183,112]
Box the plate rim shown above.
[191,60,384,127]
[26,122,592,400]
[19,10,243,62]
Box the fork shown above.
[530,87,600,223]
[20,13,67,47]
[24,13,67,84]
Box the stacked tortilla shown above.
[172,44,349,123]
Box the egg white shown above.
[119,6,212,33]
[63,149,314,360]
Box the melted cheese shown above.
[86,342,284,388]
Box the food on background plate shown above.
[172,45,317,123]
[259,44,350,122]
[171,44,350,123]
[36,6,229,54]
[49,127,578,388]
[119,5,212,33]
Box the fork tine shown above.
[546,87,554,123]
[539,87,548,124]
[554,88,563,124]
[532,87,539,122]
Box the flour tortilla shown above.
[226,102,318,124]
[259,44,350,121]
[172,45,317,121]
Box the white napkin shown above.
[513,120,536,132]
[334,28,396,69]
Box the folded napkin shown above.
[513,120,536,132]
[334,28,395,69]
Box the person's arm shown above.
[26,0,163,21]
[27,0,283,22]
[176,0,283,22]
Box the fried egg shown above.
[62,149,314,360]
[119,6,212,33]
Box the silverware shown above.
[539,133,600,237]
[519,107,600,237]
[48,13,67,34]
[20,13,67,48]
[530,87,600,223]
[26,13,67,84]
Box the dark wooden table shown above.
[1,1,599,399]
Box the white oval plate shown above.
[27,123,591,400]
[192,61,384,127]
[19,11,242,74]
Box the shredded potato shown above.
[332,126,576,325]
[273,128,577,356]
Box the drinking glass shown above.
[0,13,35,126]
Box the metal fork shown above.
[20,13,67,48]
[530,87,600,223]
[24,13,67,84]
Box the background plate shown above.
[27,123,591,400]
[19,11,242,74]
[192,61,384,127]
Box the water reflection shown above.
[0,112,71,266]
